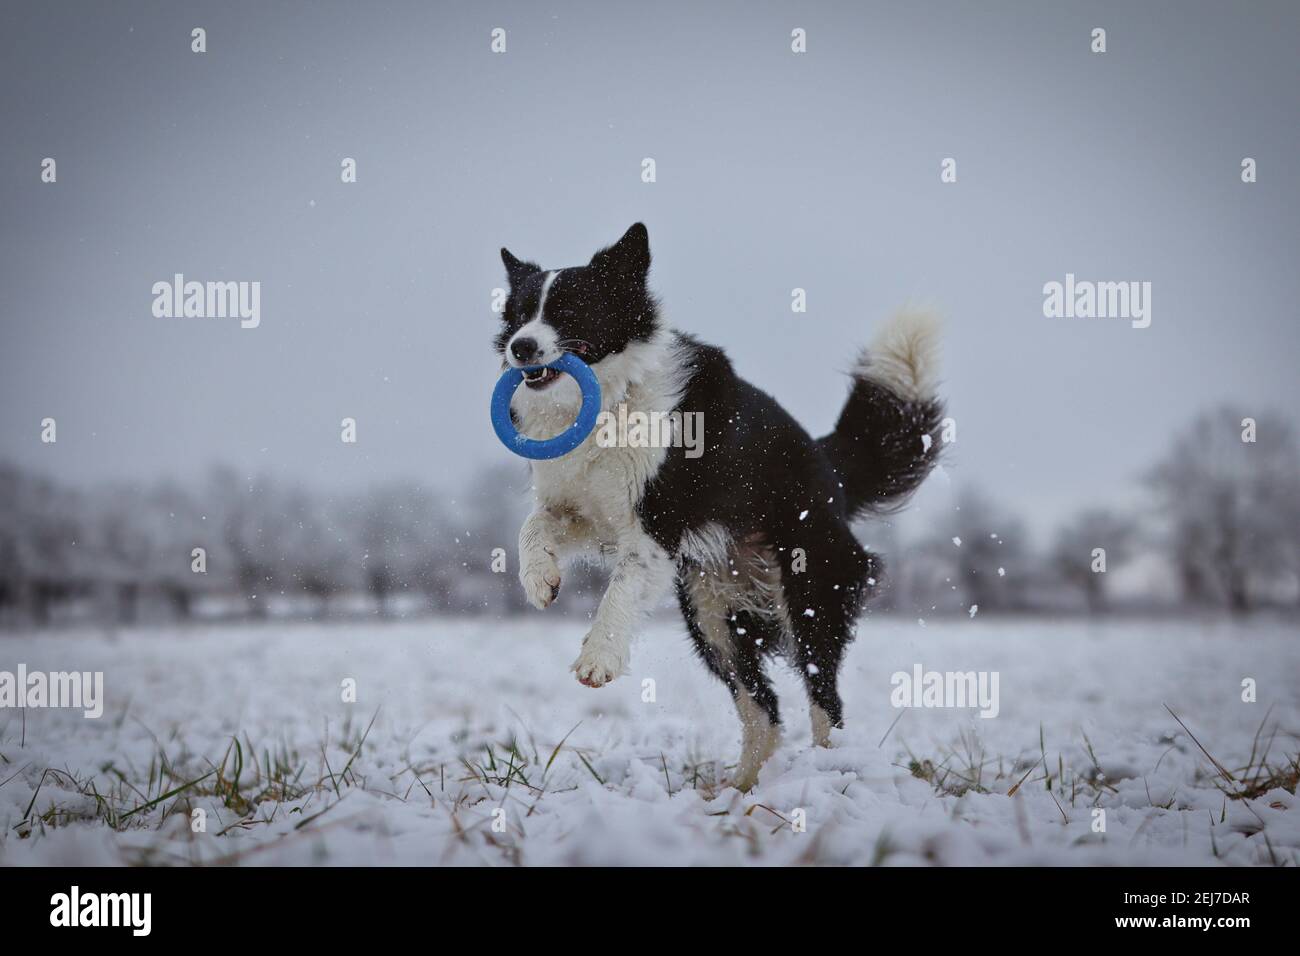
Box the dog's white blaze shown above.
[535,269,559,318]
[506,270,561,366]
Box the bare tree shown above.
[92,485,153,623]
[206,467,293,618]
[141,479,211,620]
[6,470,89,625]
[273,485,354,617]
[1148,407,1300,613]
[0,465,26,623]
[349,481,444,617]
[916,487,1032,613]
[1050,508,1135,613]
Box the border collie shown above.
[496,223,944,790]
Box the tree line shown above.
[1,405,1296,627]
[881,406,1300,616]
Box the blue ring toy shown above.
[491,351,602,460]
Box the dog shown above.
[496,223,944,790]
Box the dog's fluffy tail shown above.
[818,309,946,518]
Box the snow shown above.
[1,616,1296,866]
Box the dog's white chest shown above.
[513,334,686,543]
[529,424,666,539]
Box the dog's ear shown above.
[501,247,541,288]
[589,222,650,284]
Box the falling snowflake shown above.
[803,608,815,618]
[952,536,962,547]
[969,604,979,618]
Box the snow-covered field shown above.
[1,615,1297,866]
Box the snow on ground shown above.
[1,614,1297,866]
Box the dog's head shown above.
[495,223,659,391]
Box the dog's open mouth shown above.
[523,367,561,390]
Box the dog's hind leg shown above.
[779,524,878,747]
[677,571,781,791]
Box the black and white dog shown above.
[496,223,944,790]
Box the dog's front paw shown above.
[570,633,628,688]
[519,556,561,610]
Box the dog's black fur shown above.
[497,223,944,773]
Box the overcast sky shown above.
[2,0,1297,535]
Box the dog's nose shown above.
[510,337,540,364]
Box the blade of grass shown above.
[543,721,582,777]
[1164,703,1236,784]
[119,770,215,821]
[575,751,605,786]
